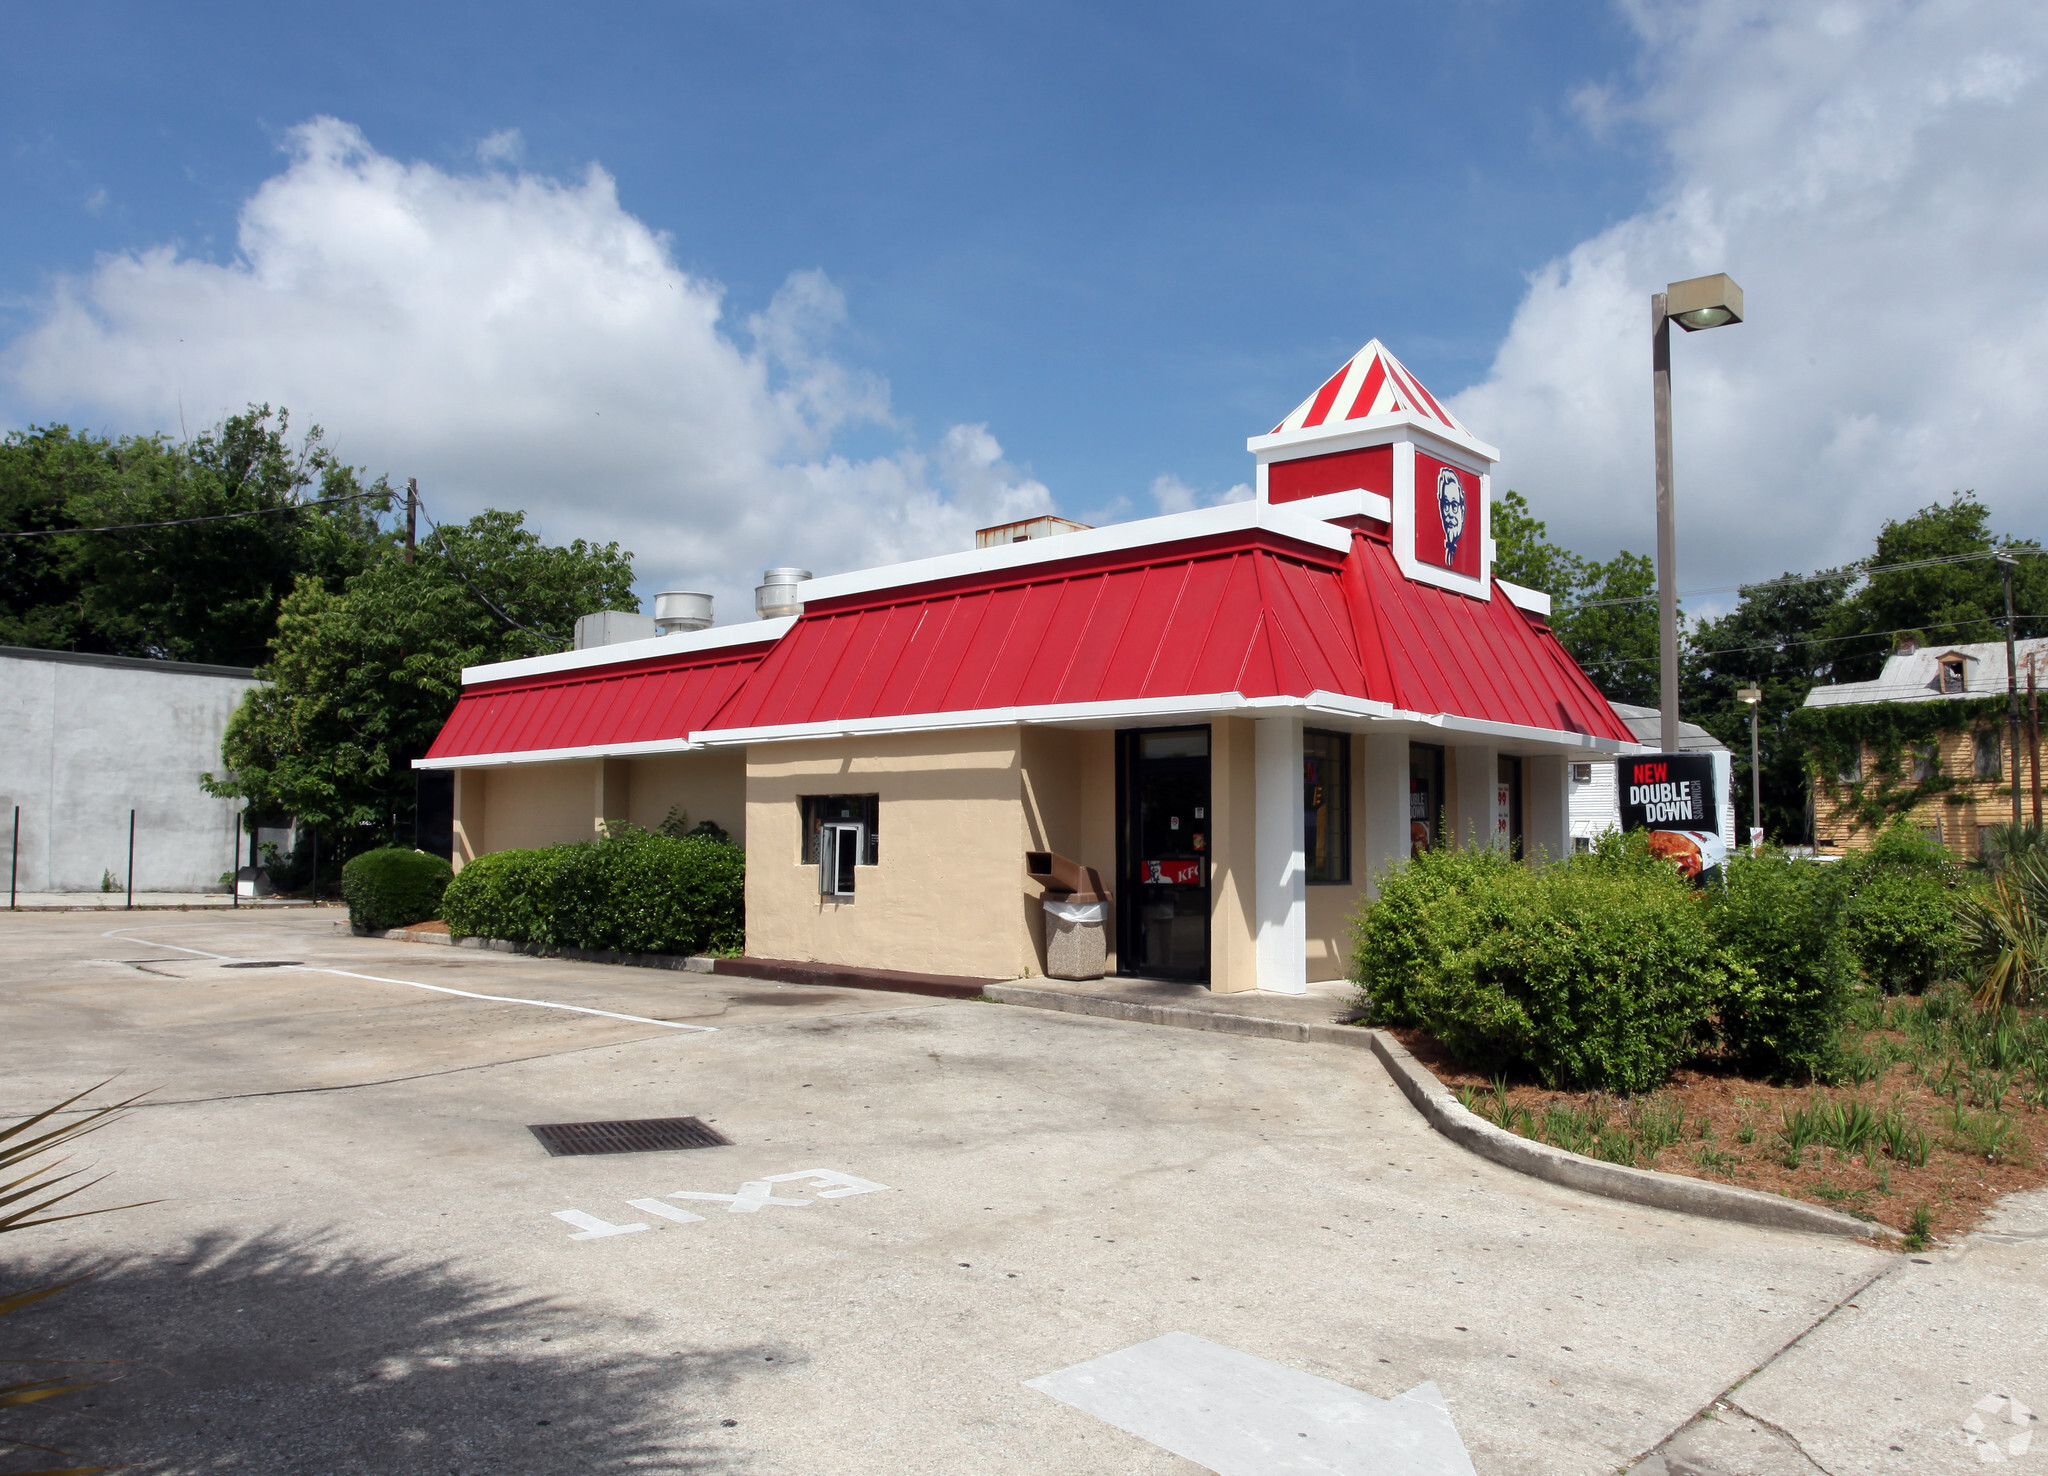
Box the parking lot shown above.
[2,909,2038,1474]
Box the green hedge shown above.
[1351,831,1874,1089]
[440,827,744,957]
[341,847,453,933]
[1706,850,1856,1080]
[1351,835,1727,1092]
[1830,822,1969,995]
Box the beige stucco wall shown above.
[448,748,749,873]
[466,761,600,855]
[745,728,1039,979]
[628,750,749,845]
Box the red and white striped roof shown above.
[1269,340,1468,437]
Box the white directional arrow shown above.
[1027,1332,1476,1476]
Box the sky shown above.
[2,1,2042,623]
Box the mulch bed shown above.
[1384,1023,2048,1243]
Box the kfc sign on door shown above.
[1413,453,1481,577]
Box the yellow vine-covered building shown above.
[1802,635,2048,859]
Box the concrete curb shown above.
[988,983,1888,1242]
[985,984,1378,1049]
[362,926,720,974]
[1366,1031,1888,1241]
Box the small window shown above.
[1837,751,1863,784]
[801,795,879,866]
[1940,657,1967,694]
[1570,762,1593,785]
[1911,743,1939,783]
[819,821,863,897]
[1303,729,1350,885]
[1976,729,2003,780]
[1572,836,1592,854]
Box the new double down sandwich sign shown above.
[1621,754,1726,882]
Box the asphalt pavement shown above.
[0,908,2036,1474]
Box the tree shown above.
[1683,569,1857,844]
[1491,490,1662,706]
[1824,492,2048,682]
[209,510,635,853]
[0,407,391,666]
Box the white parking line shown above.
[105,932,717,1032]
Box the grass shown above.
[1422,985,2047,1244]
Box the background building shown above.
[0,646,258,893]
[1802,635,2048,858]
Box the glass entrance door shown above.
[1117,726,1211,981]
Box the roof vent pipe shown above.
[653,591,714,634]
[756,567,812,620]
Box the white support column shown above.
[1453,743,1498,849]
[1254,714,1307,994]
[1361,732,1410,897]
[1523,755,1569,865]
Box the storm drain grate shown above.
[528,1117,732,1157]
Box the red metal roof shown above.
[421,524,1630,759]
[709,527,1631,740]
[423,645,768,760]
[1345,533,1630,738]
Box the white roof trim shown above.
[686,689,1630,753]
[1269,487,1393,524]
[415,735,700,770]
[416,686,1632,763]
[1247,415,1500,466]
[460,617,795,687]
[1495,578,1553,616]
[794,500,1353,607]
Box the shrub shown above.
[340,847,453,932]
[1707,848,1857,1081]
[1351,832,1725,1092]
[439,826,744,957]
[1833,823,1969,994]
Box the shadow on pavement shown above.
[5,1230,756,1474]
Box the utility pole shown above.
[2031,657,2042,829]
[1652,293,1679,753]
[1738,686,1763,849]
[404,478,418,564]
[2001,552,2022,830]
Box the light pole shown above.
[1653,273,1745,754]
[1737,686,1762,849]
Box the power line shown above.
[415,494,569,651]
[1557,546,2045,613]
[1575,611,2048,672]
[0,487,389,539]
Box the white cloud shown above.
[1149,473,1252,515]
[1451,1,2048,599]
[0,117,1054,618]
[475,128,523,165]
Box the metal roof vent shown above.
[653,591,713,634]
[756,567,812,620]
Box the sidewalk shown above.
[986,972,1363,1038]
[4,892,321,911]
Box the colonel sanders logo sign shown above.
[1413,453,1480,576]
[1436,465,1467,564]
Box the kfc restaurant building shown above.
[418,342,1637,994]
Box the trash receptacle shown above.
[1026,851,1111,980]
[1042,894,1110,980]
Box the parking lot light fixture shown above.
[1737,686,1763,849]
[1653,273,1746,754]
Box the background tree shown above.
[1683,570,1857,844]
[1822,493,2048,681]
[1492,490,1662,706]
[0,407,391,665]
[209,510,636,855]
